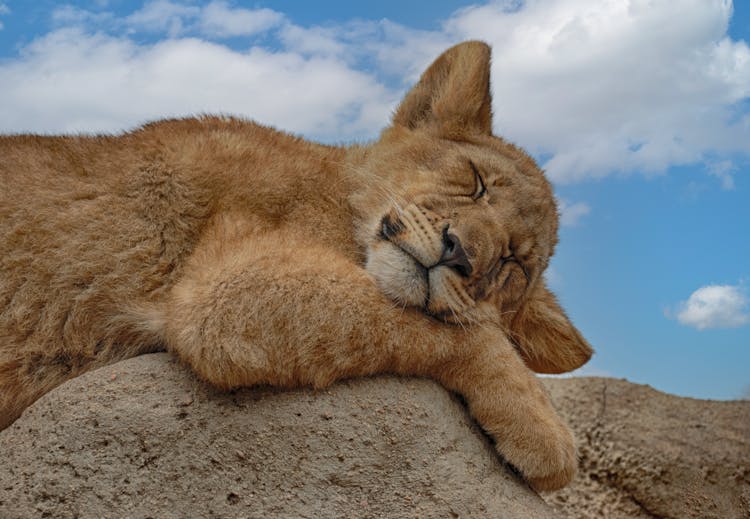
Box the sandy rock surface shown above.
[3,353,748,519]
[0,353,555,519]
[543,377,750,519]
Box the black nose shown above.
[439,227,473,277]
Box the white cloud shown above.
[707,159,737,189]
[126,0,199,36]
[52,5,114,26]
[119,1,284,38]
[0,2,8,30]
[359,20,454,82]
[437,0,750,182]
[0,28,395,141]
[200,2,283,37]
[674,284,750,330]
[278,24,350,59]
[557,198,590,226]
[543,265,563,290]
[541,363,613,379]
[1,0,748,183]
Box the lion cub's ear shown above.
[509,281,594,374]
[392,40,493,138]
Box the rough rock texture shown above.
[3,354,748,519]
[0,353,555,519]
[543,377,750,519]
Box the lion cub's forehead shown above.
[408,135,545,178]
[447,138,558,245]
[376,131,555,211]
[427,139,553,202]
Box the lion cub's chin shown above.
[365,240,428,309]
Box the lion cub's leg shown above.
[161,228,575,490]
[434,338,577,491]
[161,229,459,390]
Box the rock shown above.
[4,355,748,519]
[542,377,750,519]
[0,353,555,519]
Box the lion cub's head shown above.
[353,41,593,374]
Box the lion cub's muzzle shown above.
[380,213,472,278]
[372,206,488,321]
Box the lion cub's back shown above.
[0,133,212,355]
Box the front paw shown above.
[502,420,577,492]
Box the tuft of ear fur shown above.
[510,281,593,374]
[392,41,493,138]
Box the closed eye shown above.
[469,160,487,200]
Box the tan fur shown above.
[0,41,592,491]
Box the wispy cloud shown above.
[199,1,283,37]
[125,0,199,36]
[543,265,563,290]
[0,0,748,183]
[52,5,114,26]
[542,363,613,379]
[122,0,284,38]
[52,1,285,38]
[0,2,9,30]
[557,198,591,226]
[671,283,750,330]
[707,159,737,190]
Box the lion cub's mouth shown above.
[365,210,477,323]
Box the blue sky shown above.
[0,0,748,400]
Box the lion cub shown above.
[0,41,592,491]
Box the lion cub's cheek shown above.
[365,241,427,307]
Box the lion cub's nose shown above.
[439,228,473,277]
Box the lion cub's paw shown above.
[506,420,578,492]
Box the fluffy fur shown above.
[0,41,592,491]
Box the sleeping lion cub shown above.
[0,41,592,491]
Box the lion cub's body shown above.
[1,119,352,413]
[0,42,592,491]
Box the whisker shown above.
[448,305,467,333]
